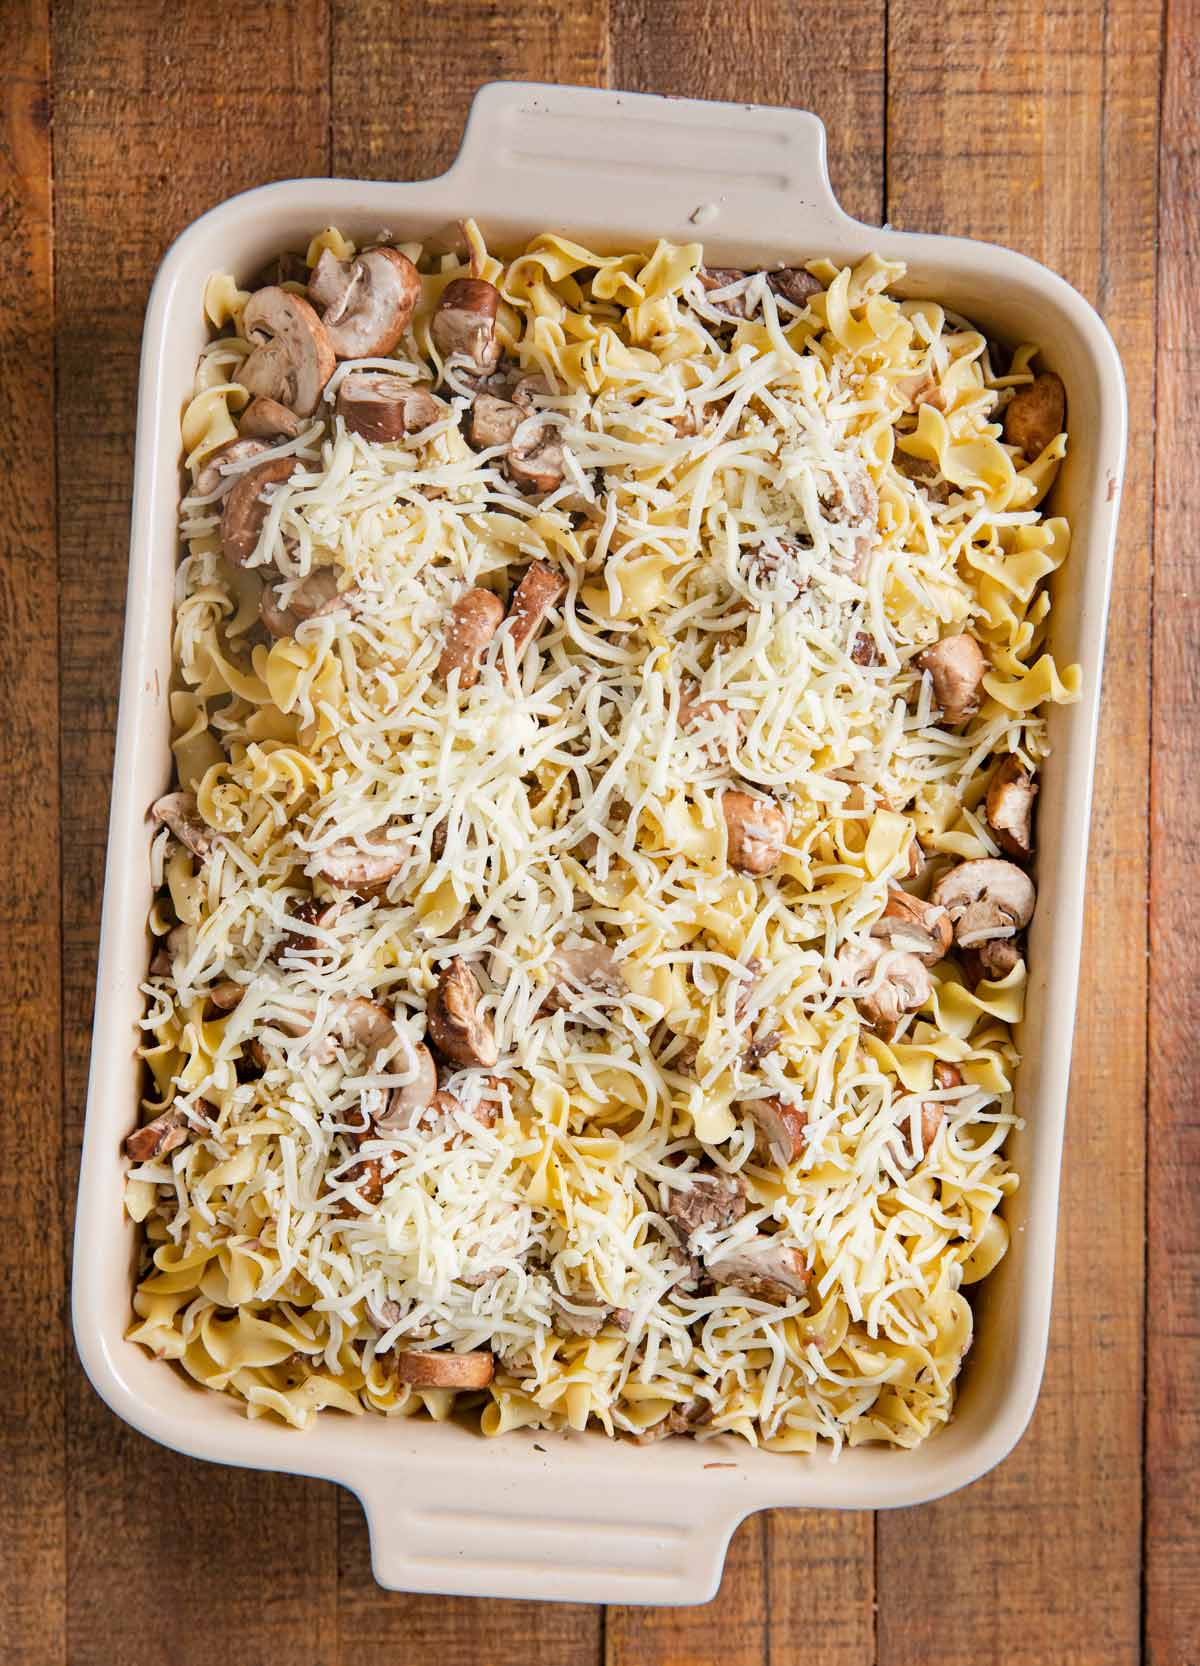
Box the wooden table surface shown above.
[2,1,1193,1661]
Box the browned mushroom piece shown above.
[220,456,299,567]
[678,682,747,754]
[539,941,626,1015]
[308,831,408,892]
[930,857,1036,948]
[766,267,823,307]
[426,957,499,1068]
[124,1107,190,1163]
[238,396,306,441]
[192,438,268,497]
[373,1042,439,1131]
[986,754,1039,858]
[308,246,421,359]
[335,371,443,443]
[916,633,988,726]
[933,1061,964,1092]
[870,888,953,966]
[1003,370,1066,460]
[151,791,213,859]
[504,559,567,665]
[741,1029,782,1068]
[721,789,788,876]
[740,1095,808,1166]
[259,566,357,638]
[835,940,932,1042]
[698,266,756,320]
[235,287,335,416]
[894,451,954,504]
[250,250,310,289]
[960,937,1025,988]
[338,1156,385,1213]
[662,1172,747,1244]
[633,1396,712,1443]
[204,979,245,1014]
[275,895,350,964]
[705,1237,811,1302]
[507,423,566,495]
[903,1101,944,1159]
[431,277,502,375]
[465,393,524,450]
[392,1349,495,1389]
[851,631,880,667]
[437,587,505,689]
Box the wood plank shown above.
[877,2,1158,1662]
[330,0,611,182]
[329,3,609,1657]
[1145,0,1200,1658]
[0,3,65,1664]
[608,4,884,1661]
[53,5,340,1662]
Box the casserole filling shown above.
[126,221,1075,1450]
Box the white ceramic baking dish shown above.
[73,81,1126,1606]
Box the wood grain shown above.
[877,2,1158,1662]
[331,0,610,182]
[608,3,885,1659]
[0,3,65,1664]
[1145,1,1200,1659]
[53,5,340,1663]
[329,3,609,1656]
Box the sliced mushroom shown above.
[236,287,335,416]
[634,1396,712,1443]
[961,937,1025,987]
[986,755,1038,858]
[894,450,954,504]
[706,1236,811,1302]
[220,456,299,567]
[930,858,1036,948]
[851,631,880,667]
[431,277,502,375]
[870,889,952,966]
[125,1107,190,1163]
[767,267,822,307]
[309,246,421,359]
[204,979,245,1014]
[508,423,566,494]
[437,587,505,689]
[275,895,352,963]
[933,1061,964,1092]
[740,1095,808,1166]
[678,681,746,757]
[539,941,625,1015]
[916,633,987,726]
[151,791,213,859]
[1003,370,1066,460]
[466,393,524,450]
[836,940,932,1042]
[250,250,310,289]
[662,1172,747,1245]
[392,1348,495,1389]
[192,438,268,497]
[721,789,787,876]
[335,371,443,443]
[238,396,306,441]
[741,1028,781,1069]
[504,559,566,666]
[698,266,756,320]
[308,830,408,893]
[374,1041,439,1130]
[903,1101,943,1160]
[259,566,356,638]
[338,1157,385,1212]
[426,958,499,1068]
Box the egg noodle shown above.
[125,220,1077,1450]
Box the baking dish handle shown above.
[444,80,858,244]
[355,1468,745,1605]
